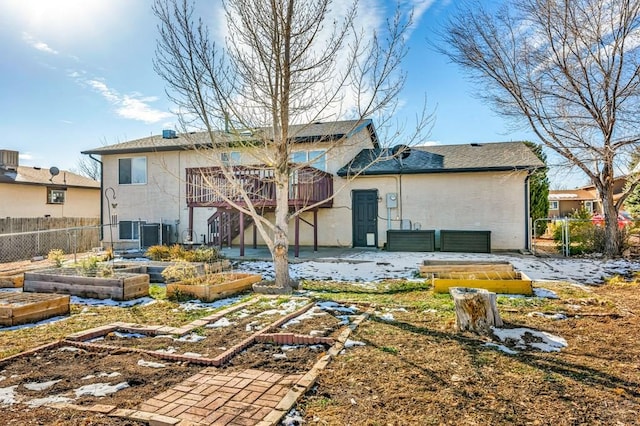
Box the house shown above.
[0,150,100,218]
[82,119,543,252]
[549,176,628,217]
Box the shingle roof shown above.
[82,119,378,155]
[337,141,544,176]
[0,166,100,189]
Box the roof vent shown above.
[162,129,177,139]
[470,143,483,147]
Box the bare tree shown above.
[153,0,429,289]
[74,155,101,181]
[440,0,640,256]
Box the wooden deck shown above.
[186,165,333,209]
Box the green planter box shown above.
[386,230,436,252]
[440,230,491,253]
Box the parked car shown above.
[591,211,634,229]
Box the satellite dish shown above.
[391,144,411,160]
[49,167,59,182]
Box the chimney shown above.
[0,150,19,171]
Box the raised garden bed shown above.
[166,272,262,302]
[0,293,70,326]
[0,273,23,288]
[112,259,230,283]
[23,269,149,301]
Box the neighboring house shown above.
[0,150,100,218]
[549,176,628,217]
[82,119,543,252]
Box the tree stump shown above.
[449,287,503,334]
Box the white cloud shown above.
[22,32,58,54]
[77,76,173,124]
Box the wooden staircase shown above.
[208,209,255,248]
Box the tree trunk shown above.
[272,168,291,289]
[449,287,503,334]
[600,185,621,256]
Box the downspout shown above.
[88,154,103,240]
[524,171,532,251]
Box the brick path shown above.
[140,368,301,425]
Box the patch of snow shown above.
[138,359,166,368]
[0,386,18,404]
[23,380,60,391]
[317,301,357,314]
[26,395,73,407]
[206,317,234,328]
[179,295,244,311]
[379,313,395,322]
[155,347,177,354]
[344,339,366,348]
[282,308,325,328]
[492,327,568,352]
[533,288,560,299]
[58,346,83,352]
[281,345,299,351]
[484,342,519,355]
[113,331,146,339]
[0,376,4,382]
[273,353,287,359]
[70,296,155,307]
[74,382,129,397]
[87,336,105,343]
[528,312,567,320]
[183,352,203,358]
[81,372,121,380]
[176,333,206,343]
[282,409,304,426]
[309,330,324,337]
[235,250,640,286]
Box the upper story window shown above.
[584,200,594,213]
[221,151,241,165]
[47,188,66,204]
[119,157,147,184]
[549,200,559,210]
[290,149,326,171]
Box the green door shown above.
[352,190,378,247]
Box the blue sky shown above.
[0,0,583,188]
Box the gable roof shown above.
[337,141,544,176]
[82,119,378,156]
[0,166,100,189]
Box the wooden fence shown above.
[0,218,101,263]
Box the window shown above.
[47,188,66,204]
[290,150,326,171]
[220,151,241,165]
[119,157,147,184]
[119,220,143,240]
[584,201,594,213]
[549,200,559,210]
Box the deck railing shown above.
[186,165,333,209]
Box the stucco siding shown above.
[0,183,99,218]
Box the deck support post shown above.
[239,211,245,257]
[313,209,318,252]
[188,206,194,243]
[294,214,300,258]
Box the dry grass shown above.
[1,275,639,425]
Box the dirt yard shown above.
[1,255,639,425]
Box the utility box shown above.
[386,193,398,208]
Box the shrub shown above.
[47,249,65,267]
[145,245,171,261]
[77,256,100,277]
[161,261,199,283]
[552,207,607,254]
[147,244,220,263]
